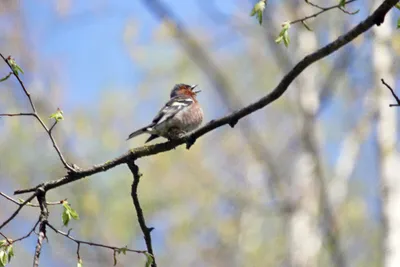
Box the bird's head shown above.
[170,84,201,98]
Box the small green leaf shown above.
[69,208,79,220]
[49,108,64,122]
[0,73,11,83]
[396,3,400,10]
[6,245,13,263]
[62,209,71,226]
[7,57,24,76]
[0,241,6,248]
[282,21,290,30]
[397,17,400,29]
[14,65,24,75]
[0,250,6,267]
[144,252,154,267]
[275,21,291,47]
[275,35,283,44]
[62,202,79,226]
[283,30,290,47]
[250,0,266,25]
[77,258,83,267]
[339,0,346,7]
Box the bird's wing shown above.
[152,96,194,125]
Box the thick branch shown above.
[33,189,48,267]
[128,162,156,267]
[14,0,398,196]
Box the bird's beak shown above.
[191,84,201,94]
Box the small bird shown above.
[127,83,203,143]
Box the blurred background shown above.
[1,0,400,266]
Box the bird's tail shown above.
[127,125,153,140]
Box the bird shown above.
[127,83,203,143]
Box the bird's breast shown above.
[173,104,203,131]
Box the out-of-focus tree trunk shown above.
[289,22,347,265]
[373,8,400,267]
[288,28,322,267]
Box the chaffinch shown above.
[127,83,203,143]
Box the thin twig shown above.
[46,223,146,254]
[0,192,64,207]
[33,189,48,267]
[0,192,37,230]
[12,219,40,244]
[291,0,357,25]
[0,113,35,117]
[0,232,11,245]
[304,0,325,10]
[0,54,36,113]
[48,121,58,134]
[381,79,400,107]
[0,53,74,171]
[128,161,156,267]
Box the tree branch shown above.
[0,112,35,117]
[128,161,156,267]
[381,78,400,107]
[12,0,398,197]
[45,223,147,261]
[0,192,64,207]
[0,53,73,171]
[0,192,37,230]
[33,189,48,267]
[11,219,40,244]
[292,0,358,25]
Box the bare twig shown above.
[0,192,64,207]
[291,0,357,25]
[381,78,400,107]
[33,189,48,267]
[0,53,73,171]
[128,161,156,266]
[0,232,11,245]
[13,0,398,196]
[48,121,58,134]
[0,54,36,112]
[304,0,326,10]
[0,219,40,247]
[0,113,35,117]
[11,219,40,244]
[0,192,37,230]
[46,223,147,256]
